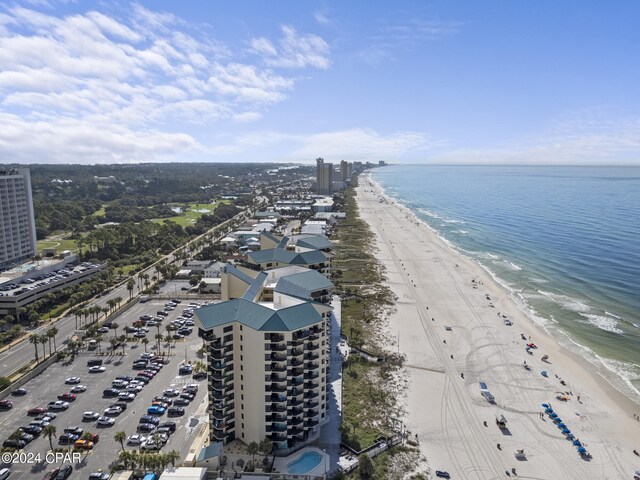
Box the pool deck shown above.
[273,446,329,477]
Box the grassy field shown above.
[150,201,229,227]
[93,204,106,217]
[37,237,78,254]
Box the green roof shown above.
[275,270,333,299]
[247,248,327,266]
[291,234,333,250]
[194,298,323,332]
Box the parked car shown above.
[3,438,26,449]
[28,406,47,415]
[178,364,192,375]
[88,473,110,480]
[147,405,165,415]
[103,389,119,398]
[118,392,135,401]
[193,371,207,380]
[0,400,13,410]
[172,398,189,406]
[54,465,73,480]
[140,440,162,451]
[20,425,42,435]
[87,359,103,367]
[167,406,185,417]
[58,393,76,401]
[73,439,94,450]
[158,421,176,432]
[58,433,79,445]
[83,411,100,421]
[136,423,156,433]
[96,416,115,427]
[70,385,87,393]
[65,377,81,384]
[163,388,180,397]
[138,415,160,425]
[48,401,69,410]
[11,387,28,396]
[88,366,106,373]
[104,406,122,415]
[126,434,147,445]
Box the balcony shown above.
[291,349,304,357]
[306,419,320,428]
[267,384,287,393]
[211,431,225,442]
[305,382,320,390]
[211,362,227,371]
[270,333,285,342]
[271,404,287,413]
[304,353,319,361]
[305,372,320,380]
[271,394,287,404]
[269,413,287,422]
[272,422,287,432]
[309,333,320,341]
[293,330,309,341]
[290,406,304,416]
[306,408,320,418]
[270,373,287,382]
[291,367,304,376]
[307,342,320,351]
[287,427,304,437]
[269,343,286,352]
[270,363,286,373]
[290,416,303,426]
[270,353,287,362]
[304,391,319,400]
[288,398,303,407]
[270,432,287,441]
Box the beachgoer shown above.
[483,421,488,427]
[450,354,454,359]
[461,373,465,379]
[497,443,501,450]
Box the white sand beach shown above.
[356,173,640,480]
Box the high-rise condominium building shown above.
[316,157,333,195]
[0,168,37,269]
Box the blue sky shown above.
[1,0,639,165]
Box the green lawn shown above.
[150,201,229,227]
[37,238,79,254]
[93,204,106,217]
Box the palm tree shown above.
[111,322,119,338]
[114,431,127,452]
[141,337,149,353]
[47,326,58,352]
[115,296,123,309]
[43,425,57,451]
[29,334,40,363]
[248,441,259,468]
[40,335,48,358]
[155,334,164,354]
[95,334,103,354]
[126,278,135,299]
[166,449,181,467]
[259,438,273,464]
[119,335,127,355]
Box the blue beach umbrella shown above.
[541,403,550,408]
[562,428,571,434]
[557,423,566,429]
[545,408,553,414]
[567,434,575,440]
[553,417,562,423]
[550,413,558,418]
[573,440,582,446]
[577,447,587,454]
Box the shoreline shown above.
[356,172,640,479]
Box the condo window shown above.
[223,325,232,333]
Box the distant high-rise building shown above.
[316,157,333,194]
[0,168,37,269]
[340,160,349,182]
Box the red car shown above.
[0,399,13,410]
[58,393,77,402]
[28,406,47,415]
[85,432,99,443]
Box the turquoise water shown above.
[372,165,640,403]
[286,451,323,474]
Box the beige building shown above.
[315,157,333,195]
[195,265,333,451]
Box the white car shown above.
[89,366,106,373]
[48,401,69,410]
[65,377,81,384]
[70,385,87,393]
[163,388,180,397]
[118,392,135,401]
[129,380,145,387]
[140,440,162,451]
[82,411,100,421]
[96,416,115,427]
[126,385,143,393]
[126,434,147,445]
[112,380,129,388]
[104,406,122,415]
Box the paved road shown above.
[0,299,208,480]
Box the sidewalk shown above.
[316,296,343,475]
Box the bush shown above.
[0,377,11,390]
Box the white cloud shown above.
[205,128,437,162]
[249,25,330,69]
[0,112,200,164]
[313,10,332,26]
[0,4,330,162]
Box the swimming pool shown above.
[286,451,323,474]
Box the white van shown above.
[0,467,10,480]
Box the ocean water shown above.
[371,165,640,403]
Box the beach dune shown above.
[356,174,640,480]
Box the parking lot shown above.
[0,299,208,480]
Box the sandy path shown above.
[356,174,640,480]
